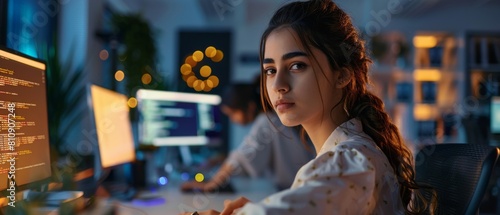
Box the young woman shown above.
[182,0,434,214]
[181,80,314,192]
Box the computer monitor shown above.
[88,85,135,179]
[0,47,52,194]
[491,96,500,134]
[136,89,222,146]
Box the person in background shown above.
[181,76,315,192]
[181,0,436,214]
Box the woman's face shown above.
[263,28,343,128]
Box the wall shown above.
[58,0,105,164]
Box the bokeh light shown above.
[99,49,109,60]
[194,173,205,182]
[208,75,219,88]
[115,70,125,82]
[211,50,224,62]
[181,172,190,181]
[179,47,224,91]
[203,81,212,92]
[187,76,197,88]
[142,73,152,85]
[193,80,203,91]
[158,176,168,186]
[192,50,204,62]
[200,65,212,77]
[127,97,138,108]
[182,71,194,81]
[180,64,192,75]
[205,46,216,58]
[185,55,197,68]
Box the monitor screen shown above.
[491,97,500,134]
[0,47,51,192]
[136,89,222,146]
[89,85,135,169]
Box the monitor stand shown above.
[97,164,165,207]
[179,145,194,167]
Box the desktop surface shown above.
[119,177,276,215]
[29,177,276,215]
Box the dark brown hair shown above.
[259,0,435,214]
[221,77,262,114]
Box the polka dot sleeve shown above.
[236,147,377,215]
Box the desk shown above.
[86,177,276,215]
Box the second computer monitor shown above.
[89,85,135,171]
[136,89,222,147]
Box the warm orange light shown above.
[413,36,437,48]
[414,104,438,121]
[180,64,192,75]
[200,65,212,77]
[180,47,223,90]
[187,76,197,88]
[208,76,219,88]
[199,81,205,91]
[203,81,212,92]
[99,50,109,60]
[185,55,197,68]
[127,97,138,108]
[205,46,216,58]
[193,80,203,91]
[211,50,224,62]
[195,173,205,182]
[141,73,152,85]
[90,85,135,168]
[182,71,194,81]
[115,70,125,82]
[414,69,441,81]
[206,80,214,88]
[192,51,204,62]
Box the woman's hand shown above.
[220,196,250,215]
[178,210,220,215]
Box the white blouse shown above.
[236,118,405,215]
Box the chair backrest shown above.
[415,143,499,215]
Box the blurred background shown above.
[1,0,500,212]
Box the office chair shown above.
[415,143,499,215]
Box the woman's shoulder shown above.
[327,136,386,163]
[318,118,374,153]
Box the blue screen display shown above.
[6,0,56,58]
[491,97,500,134]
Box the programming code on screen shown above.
[0,49,51,191]
[137,90,222,146]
